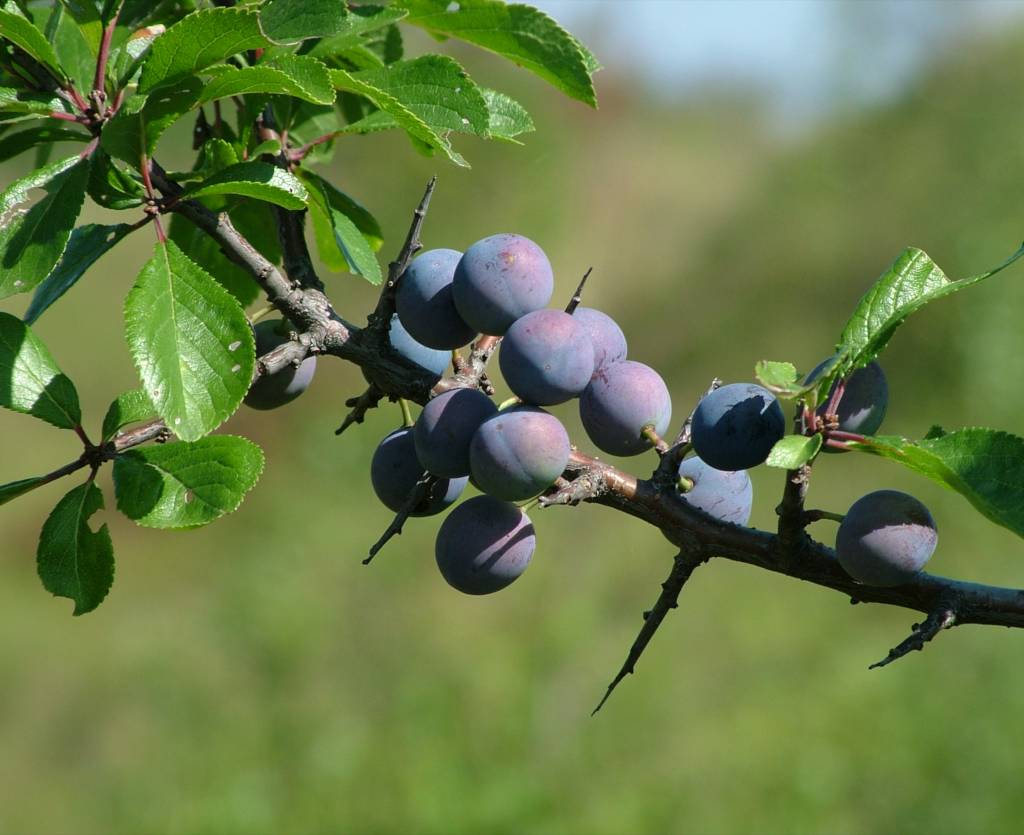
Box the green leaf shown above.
[259,0,348,43]
[86,148,145,208]
[124,240,256,442]
[166,200,276,307]
[302,170,382,283]
[110,21,162,88]
[37,480,114,615]
[481,88,533,142]
[755,360,805,397]
[0,474,46,505]
[58,0,103,54]
[113,435,264,529]
[766,434,822,469]
[0,125,87,162]
[0,86,72,116]
[397,0,597,107]
[331,66,467,166]
[100,79,202,165]
[100,388,154,442]
[0,8,67,81]
[298,169,381,249]
[24,223,131,325]
[835,245,1024,378]
[183,160,308,209]
[850,429,1024,540]
[47,5,96,92]
[0,155,89,299]
[138,6,269,93]
[198,54,335,106]
[307,4,407,57]
[350,55,490,137]
[0,312,81,428]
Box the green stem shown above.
[249,303,276,325]
[398,398,415,428]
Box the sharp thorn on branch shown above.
[364,473,438,565]
[592,551,706,716]
[335,385,384,436]
[869,606,957,669]
[565,267,593,314]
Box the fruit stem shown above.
[804,509,845,524]
[641,424,669,454]
[249,303,276,325]
[398,398,415,427]
[497,396,521,411]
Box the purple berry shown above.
[370,428,467,516]
[387,314,450,381]
[572,306,627,375]
[806,359,889,444]
[435,495,536,594]
[452,233,554,335]
[579,360,672,456]
[691,383,785,471]
[396,248,477,350]
[499,309,595,405]
[413,387,498,477]
[676,456,752,525]
[470,407,570,501]
[836,489,937,586]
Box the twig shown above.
[364,473,438,565]
[371,177,438,328]
[335,385,384,435]
[592,550,706,715]
[440,334,501,395]
[565,267,593,314]
[653,378,721,488]
[870,606,957,669]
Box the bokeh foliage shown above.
[2,13,1024,835]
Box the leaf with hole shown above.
[37,480,114,615]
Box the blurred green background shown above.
[3,2,1024,833]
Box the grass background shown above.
[2,11,1024,835]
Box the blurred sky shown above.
[536,0,1024,127]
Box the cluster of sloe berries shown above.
[244,234,939,595]
[370,233,773,595]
